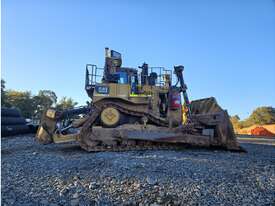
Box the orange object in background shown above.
[251,126,275,137]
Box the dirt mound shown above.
[251,126,275,137]
[237,124,275,135]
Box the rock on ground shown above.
[1,134,275,205]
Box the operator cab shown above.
[85,48,172,98]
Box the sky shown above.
[1,0,275,119]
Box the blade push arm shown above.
[174,65,191,117]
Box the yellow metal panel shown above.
[109,83,117,96]
[46,109,56,119]
[53,133,78,143]
[116,84,130,98]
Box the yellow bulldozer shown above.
[36,48,244,152]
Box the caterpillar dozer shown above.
[36,48,244,152]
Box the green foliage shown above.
[1,79,9,107]
[230,115,241,130]
[1,79,77,118]
[32,90,57,113]
[56,97,78,110]
[230,115,240,122]
[1,79,5,91]
[247,106,275,125]
[231,107,275,130]
[5,90,35,117]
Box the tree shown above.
[56,97,78,110]
[247,106,275,125]
[1,79,9,107]
[1,79,5,94]
[230,115,240,122]
[1,81,78,117]
[38,90,57,106]
[235,106,275,129]
[230,115,241,130]
[32,90,57,113]
[4,90,35,117]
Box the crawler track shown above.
[79,99,185,152]
[80,139,189,152]
[77,97,242,152]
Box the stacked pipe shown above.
[1,108,30,137]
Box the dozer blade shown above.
[190,97,245,151]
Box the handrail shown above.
[85,64,104,86]
[85,64,172,87]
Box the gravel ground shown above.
[1,134,275,206]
